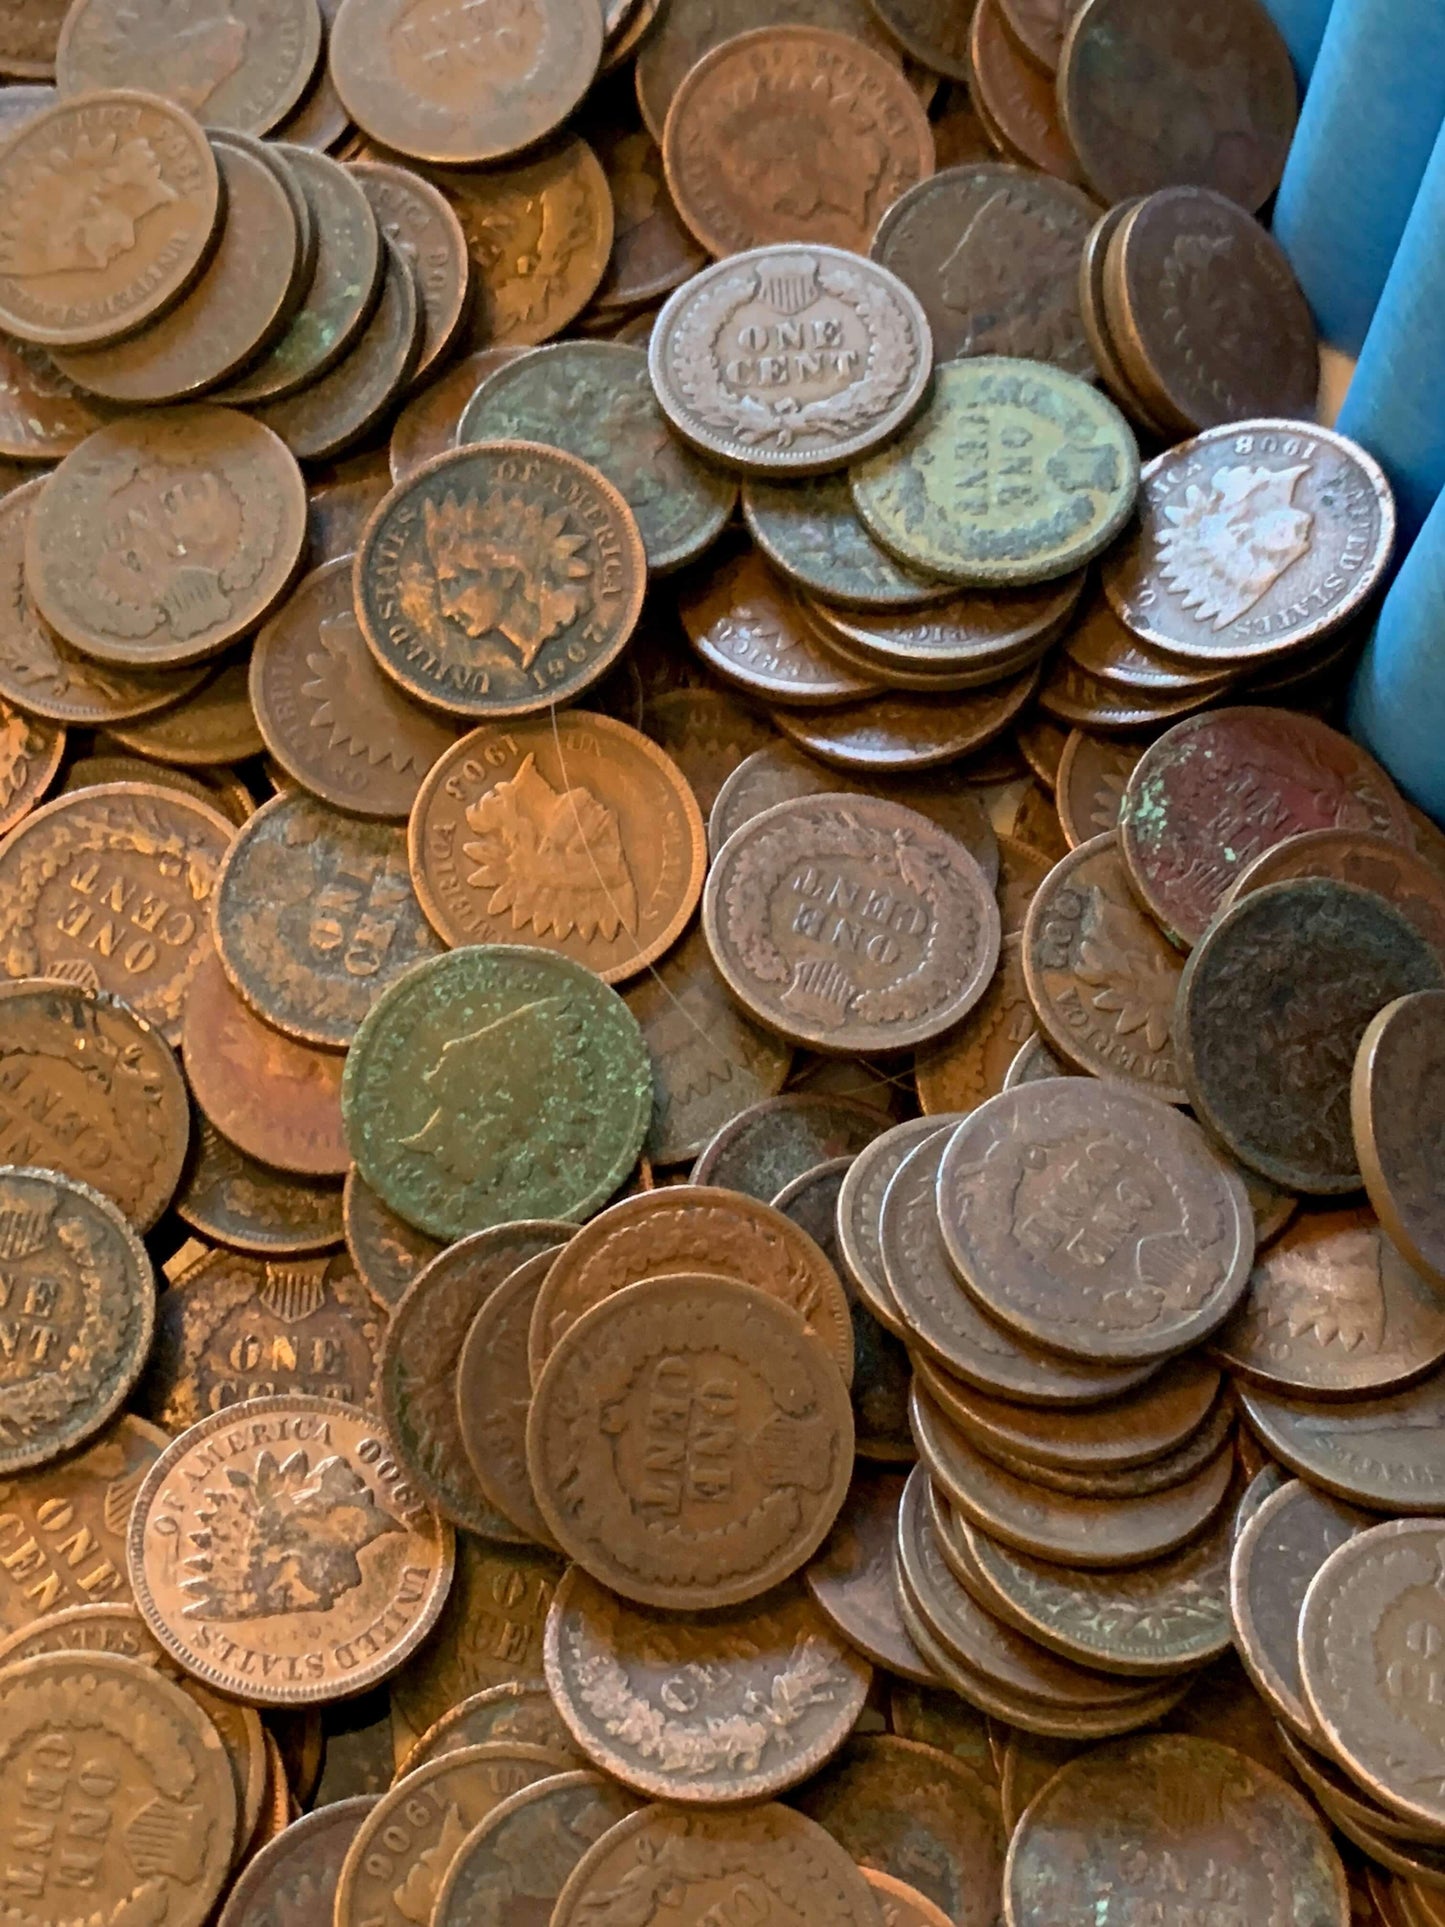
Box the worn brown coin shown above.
[329,0,600,165]
[0,696,58,836]
[642,685,773,816]
[0,978,188,1230]
[545,1564,870,1802]
[0,780,233,1042]
[681,550,879,704]
[528,1183,854,1385]
[1038,654,1212,732]
[693,1089,893,1201]
[1178,880,1443,1193]
[872,164,1098,375]
[1103,428,1395,671]
[837,1115,963,1341]
[805,1468,938,1682]
[26,405,306,666]
[936,1080,1253,1363]
[1237,1370,1445,1514]
[808,575,1083,684]
[103,655,260,767]
[529,1274,855,1609]
[250,558,457,817]
[380,1220,573,1537]
[1020,831,1186,1099]
[0,89,221,349]
[1064,590,1235,697]
[887,1680,1012,1787]
[589,113,705,310]
[794,1734,1007,1927]
[349,159,470,383]
[182,949,349,1176]
[219,1798,377,1927]
[408,711,704,983]
[704,793,1001,1054]
[970,0,1082,183]
[0,328,114,459]
[1277,1724,1445,1857]
[306,469,390,569]
[61,756,248,825]
[455,1247,562,1548]
[176,1114,344,1255]
[1080,198,1179,435]
[965,1388,1234,1500]
[389,349,525,483]
[397,1680,580,1776]
[1005,1733,1347,1927]
[430,1769,640,1927]
[1226,832,1445,969]
[743,474,953,613]
[1120,711,1412,949]
[1058,0,1296,210]
[777,679,1044,776]
[355,441,646,720]
[1354,993,1445,1287]
[342,1165,442,1309]
[913,937,1036,1117]
[1054,729,1143,847]
[1229,1476,1368,1741]
[128,1393,453,1703]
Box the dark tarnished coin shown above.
[0,90,221,349]
[329,0,601,166]
[936,1080,1253,1363]
[642,685,773,817]
[350,159,470,383]
[772,671,1041,773]
[1225,830,1445,968]
[528,1182,855,1385]
[0,1165,154,1471]
[0,780,233,1043]
[307,469,390,569]
[805,1468,937,1682]
[144,1242,382,1430]
[806,574,1083,684]
[342,946,652,1241]
[649,245,933,476]
[837,1114,964,1340]
[742,474,952,611]
[998,0,1085,71]
[379,1221,572,1537]
[342,1165,442,1309]
[458,340,734,575]
[456,1246,561,1546]
[1005,1734,1347,1927]
[872,164,1099,375]
[1237,1370,1445,1515]
[0,979,188,1230]
[218,1798,377,1927]
[398,1680,579,1776]
[355,441,646,721]
[1120,709,1413,949]
[1054,729,1142,847]
[1103,426,1395,670]
[1354,992,1445,1286]
[182,949,349,1177]
[850,358,1138,587]
[176,1115,345,1256]
[588,111,706,310]
[1038,654,1212,732]
[1058,0,1296,210]
[1021,830,1186,1100]
[529,1274,855,1610]
[1003,1033,1071,1087]
[104,655,260,766]
[682,550,880,706]
[26,405,307,666]
[389,348,526,483]
[251,557,458,817]
[407,711,705,984]
[794,1734,1007,1927]
[1229,1477,1368,1740]
[703,793,1001,1053]
[214,791,441,1050]
[432,1770,641,1927]
[0,328,113,460]
[544,1565,870,1802]
[1176,880,1443,1193]
[970,0,1083,183]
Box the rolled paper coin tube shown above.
[1349,483,1445,823]
[1273,0,1445,356]
[1258,0,1335,88]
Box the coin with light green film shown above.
[341,946,653,1241]
[850,356,1139,587]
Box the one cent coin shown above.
[528,1273,855,1610]
[1119,708,1413,949]
[1176,879,1443,1193]
[455,1246,562,1546]
[0,978,189,1230]
[1064,589,1232,696]
[772,672,1042,773]
[1237,1370,1445,1515]
[836,1115,966,1340]
[1054,728,1143,846]
[689,1092,890,1197]
[804,1467,938,1681]
[127,1393,454,1703]
[649,244,932,475]
[936,1080,1254,1363]
[398,1680,579,1776]
[342,1165,441,1309]
[544,1564,870,1802]
[1102,424,1395,669]
[1354,991,1445,1285]
[176,1116,344,1257]
[306,469,390,569]
[806,573,1084,685]
[0,89,220,348]
[218,1798,377,1927]
[389,348,526,483]
[703,792,1001,1054]
[408,710,705,983]
[662,26,933,257]
[681,550,880,705]
[349,159,471,383]
[1224,829,1445,967]
[850,358,1139,586]
[26,405,307,666]
[642,685,774,816]
[913,937,1038,1116]
[1004,1733,1346,1927]
[431,1770,641,1927]
[341,946,652,1241]
[969,0,1082,183]
[588,112,706,310]
[354,442,646,720]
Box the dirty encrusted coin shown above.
[217,1799,377,1927]
[342,1166,443,1310]
[528,1274,854,1610]
[703,793,1001,1054]
[1176,880,1443,1194]
[649,244,932,476]
[1353,992,1445,1287]
[342,946,651,1242]
[689,1091,889,1198]
[175,1117,344,1257]
[0,1164,155,1472]
[354,442,646,720]
[544,1565,870,1802]
[850,357,1139,586]
[127,1393,454,1704]
[431,1770,641,1927]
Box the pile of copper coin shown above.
[0,0,1440,1923]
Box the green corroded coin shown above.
[341,945,653,1240]
[741,472,952,610]
[456,340,736,574]
[848,357,1139,588]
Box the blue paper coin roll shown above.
[1259,0,1334,87]
[1350,483,1445,822]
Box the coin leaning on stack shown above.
[0,0,1438,1921]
